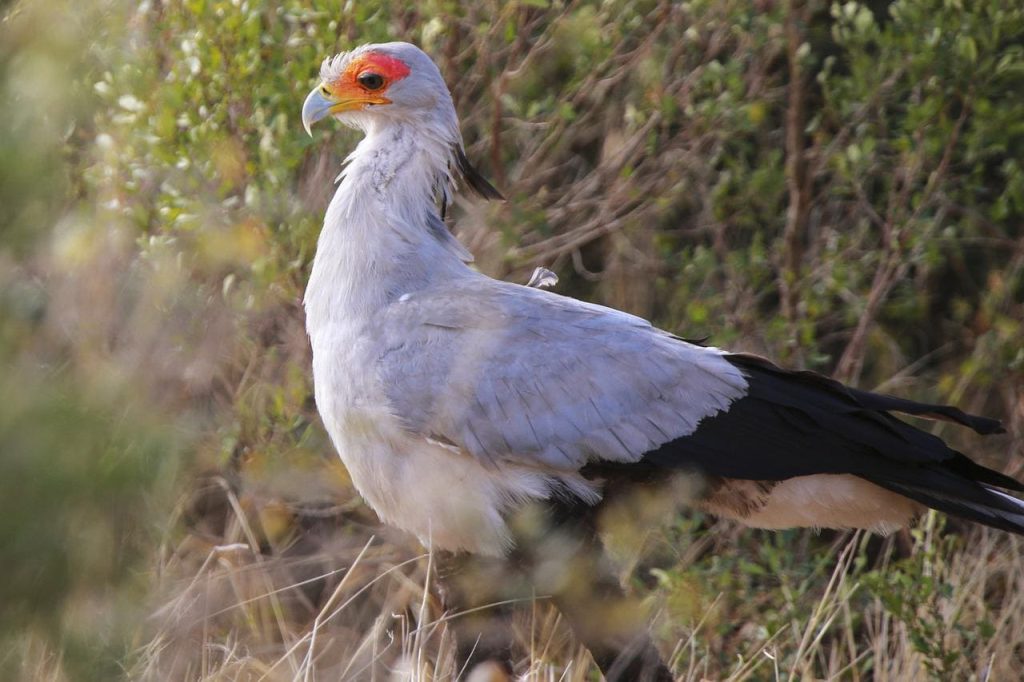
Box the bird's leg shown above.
[435,549,526,679]
[510,498,675,682]
[436,496,674,681]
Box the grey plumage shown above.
[373,277,748,471]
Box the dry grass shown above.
[126,472,1024,681]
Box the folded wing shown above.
[371,278,748,470]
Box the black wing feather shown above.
[729,353,1005,435]
[637,352,1024,534]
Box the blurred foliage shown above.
[0,2,188,679]
[2,0,1024,679]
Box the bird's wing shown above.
[371,278,748,470]
[373,276,1024,533]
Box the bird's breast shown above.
[321,403,554,556]
[308,326,555,555]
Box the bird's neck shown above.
[304,119,473,334]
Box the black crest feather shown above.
[453,146,504,201]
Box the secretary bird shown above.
[300,42,1023,681]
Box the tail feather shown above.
[868,473,1024,535]
[643,351,1024,536]
[944,452,1024,493]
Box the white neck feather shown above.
[303,119,475,336]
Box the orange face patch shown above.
[326,51,411,95]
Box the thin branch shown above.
[778,0,813,365]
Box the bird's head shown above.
[301,42,458,137]
[301,42,503,205]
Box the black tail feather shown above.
[639,350,1022,535]
[944,452,1024,492]
[869,476,1024,536]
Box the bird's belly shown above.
[701,474,920,533]
[324,409,553,555]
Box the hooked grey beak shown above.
[301,87,335,137]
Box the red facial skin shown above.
[324,52,412,105]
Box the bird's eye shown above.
[357,72,386,91]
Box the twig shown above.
[778,0,813,365]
